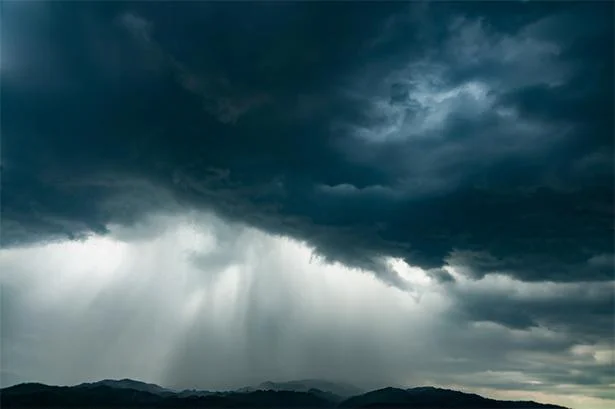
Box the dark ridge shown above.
[338,387,568,409]
[0,381,569,409]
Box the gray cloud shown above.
[446,273,615,341]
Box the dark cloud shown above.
[445,274,615,342]
[2,1,613,283]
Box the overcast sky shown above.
[1,2,613,409]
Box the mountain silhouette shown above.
[338,386,568,409]
[0,379,569,408]
[76,378,176,395]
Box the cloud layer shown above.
[2,1,612,283]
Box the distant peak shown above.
[76,378,173,394]
[250,379,363,398]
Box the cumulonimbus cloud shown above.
[1,1,612,285]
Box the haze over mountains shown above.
[1,378,568,408]
[241,380,362,396]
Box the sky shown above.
[0,1,613,409]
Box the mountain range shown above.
[0,379,569,408]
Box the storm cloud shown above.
[3,1,612,281]
[1,1,613,408]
